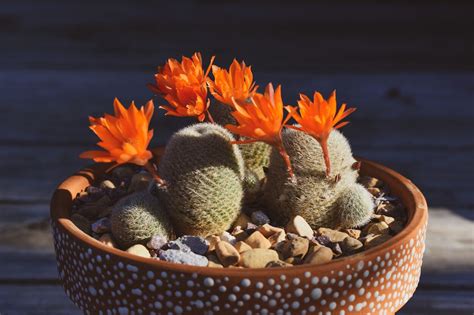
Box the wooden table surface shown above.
[0,1,473,314]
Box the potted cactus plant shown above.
[51,52,428,314]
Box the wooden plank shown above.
[0,284,80,315]
[0,1,472,71]
[1,70,472,146]
[400,289,474,315]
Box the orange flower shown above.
[208,59,257,107]
[286,90,356,176]
[225,83,294,178]
[147,52,215,122]
[80,98,165,185]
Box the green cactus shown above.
[209,101,271,197]
[263,128,374,229]
[208,100,238,127]
[157,123,245,236]
[110,191,174,248]
[336,183,374,228]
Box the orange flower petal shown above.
[80,99,155,167]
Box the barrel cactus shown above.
[110,191,174,248]
[264,128,374,229]
[157,123,245,236]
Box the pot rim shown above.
[51,147,428,277]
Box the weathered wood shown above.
[0,284,80,315]
[1,1,472,71]
[400,289,474,315]
[1,70,472,146]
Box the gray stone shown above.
[147,235,168,250]
[168,235,209,255]
[159,249,208,267]
[91,217,111,234]
[251,211,271,225]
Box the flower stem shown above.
[277,143,295,181]
[319,137,331,177]
[144,162,167,187]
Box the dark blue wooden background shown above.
[0,1,473,314]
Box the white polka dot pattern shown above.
[52,219,427,314]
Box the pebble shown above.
[329,242,343,256]
[232,229,249,242]
[91,217,111,234]
[304,246,333,265]
[258,224,284,237]
[251,211,271,225]
[159,249,208,266]
[245,222,258,233]
[268,230,286,246]
[376,214,395,225]
[205,235,221,252]
[359,176,383,188]
[147,235,168,250]
[168,235,209,255]
[232,213,251,229]
[245,231,271,249]
[317,228,349,243]
[98,233,117,248]
[367,221,390,235]
[389,221,404,234]
[71,213,91,235]
[312,235,331,247]
[126,244,151,258]
[97,206,112,218]
[240,249,279,268]
[364,234,392,249]
[341,237,363,254]
[277,236,309,259]
[215,241,241,266]
[100,180,116,190]
[112,166,135,179]
[266,260,293,268]
[77,204,102,219]
[128,173,152,193]
[234,241,252,253]
[207,254,224,268]
[368,187,382,196]
[286,215,314,239]
[220,231,237,245]
[86,186,105,198]
[344,229,361,239]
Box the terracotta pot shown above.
[51,148,428,315]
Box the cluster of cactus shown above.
[87,52,376,245]
[263,129,374,229]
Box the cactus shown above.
[157,123,245,236]
[110,191,174,248]
[208,100,238,127]
[209,101,271,196]
[263,128,374,229]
